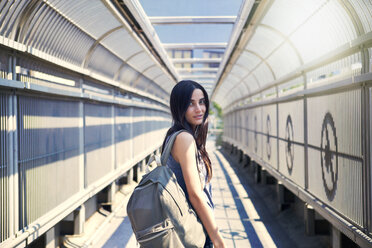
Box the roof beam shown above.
[149,16,236,25]
[177,68,219,73]
[163,42,227,50]
[200,82,215,85]
[179,74,217,79]
[172,58,222,64]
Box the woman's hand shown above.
[211,231,226,248]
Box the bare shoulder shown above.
[172,131,196,161]
[175,131,194,144]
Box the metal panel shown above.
[0,92,9,242]
[22,4,94,66]
[84,102,113,186]
[145,109,152,144]
[100,29,143,61]
[233,111,238,142]
[252,63,275,89]
[278,100,305,187]
[115,106,132,168]
[87,44,123,78]
[245,26,284,59]
[226,113,232,141]
[267,42,301,79]
[18,95,80,228]
[144,109,168,148]
[128,52,156,73]
[143,66,163,81]
[47,0,120,39]
[238,109,245,148]
[246,107,263,159]
[290,1,357,64]
[117,64,140,85]
[132,108,145,158]
[153,74,174,93]
[262,104,277,168]
[306,53,360,89]
[349,0,372,33]
[242,109,249,150]
[134,76,153,92]
[307,89,363,227]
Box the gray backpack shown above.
[127,131,206,247]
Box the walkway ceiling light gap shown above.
[149,16,237,25]
[163,42,227,50]
[217,0,344,107]
[211,0,274,101]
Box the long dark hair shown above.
[162,80,212,182]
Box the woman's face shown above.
[185,89,206,129]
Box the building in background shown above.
[167,49,193,69]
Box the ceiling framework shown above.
[211,0,372,111]
[163,43,228,50]
[148,16,237,25]
[0,0,181,104]
[123,0,254,95]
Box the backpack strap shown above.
[160,130,185,166]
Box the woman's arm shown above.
[172,132,225,248]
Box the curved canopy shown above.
[1,0,371,108]
[212,0,372,110]
[0,0,178,103]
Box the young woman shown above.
[162,80,226,248]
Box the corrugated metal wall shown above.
[278,100,305,187]
[224,87,366,229]
[132,108,145,157]
[84,103,113,186]
[262,105,278,169]
[18,95,80,228]
[307,89,363,227]
[0,91,171,244]
[115,107,132,169]
[0,92,9,242]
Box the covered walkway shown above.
[1,1,372,247]
[62,138,326,248]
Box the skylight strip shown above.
[149,16,237,25]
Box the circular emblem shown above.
[285,115,294,174]
[320,112,338,201]
[266,115,271,160]
[254,116,258,153]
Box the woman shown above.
[162,80,226,248]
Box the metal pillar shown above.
[45,227,55,248]
[73,205,85,235]
[304,204,315,236]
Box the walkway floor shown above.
[75,137,328,248]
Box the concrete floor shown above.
[72,137,329,248]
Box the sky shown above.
[139,0,243,44]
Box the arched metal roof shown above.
[212,0,372,110]
[1,0,371,108]
[0,0,178,103]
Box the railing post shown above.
[304,204,315,236]
[332,225,342,248]
[73,205,85,235]
[8,54,19,238]
[79,99,85,190]
[111,104,115,170]
[8,91,19,238]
